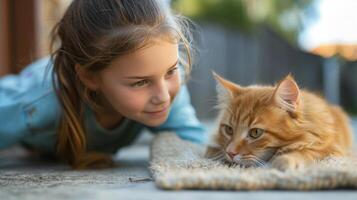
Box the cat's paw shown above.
[271,155,303,171]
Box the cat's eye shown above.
[248,128,264,139]
[221,124,233,136]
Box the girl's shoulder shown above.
[21,57,54,89]
[0,57,54,100]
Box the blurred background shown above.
[1,0,357,121]
[1,2,357,198]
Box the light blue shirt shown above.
[0,57,207,155]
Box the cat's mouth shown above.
[228,156,265,168]
[226,155,266,168]
[226,148,278,168]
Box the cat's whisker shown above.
[209,154,225,161]
[211,154,227,163]
[208,151,223,157]
[252,157,267,166]
[206,148,227,162]
[254,159,267,167]
[226,161,238,168]
[241,155,267,167]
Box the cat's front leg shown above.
[271,151,311,171]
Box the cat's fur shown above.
[205,73,353,170]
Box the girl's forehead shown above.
[106,40,179,75]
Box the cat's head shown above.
[211,73,302,167]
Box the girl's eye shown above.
[166,67,178,77]
[131,79,149,87]
[221,124,233,136]
[248,128,264,139]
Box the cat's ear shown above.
[212,71,242,104]
[273,74,300,113]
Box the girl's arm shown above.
[0,57,53,149]
[147,85,207,143]
[0,101,29,149]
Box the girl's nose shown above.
[151,80,170,105]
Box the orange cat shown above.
[205,73,354,170]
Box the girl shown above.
[0,0,206,169]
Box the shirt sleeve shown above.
[0,57,52,149]
[147,85,207,144]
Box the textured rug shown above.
[150,133,357,190]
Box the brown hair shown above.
[49,0,193,169]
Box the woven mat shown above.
[150,133,357,190]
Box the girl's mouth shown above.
[144,106,169,117]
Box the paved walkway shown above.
[1,118,357,199]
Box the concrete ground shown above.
[1,118,357,200]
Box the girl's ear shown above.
[273,74,300,112]
[212,71,242,105]
[75,64,100,90]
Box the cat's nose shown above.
[227,152,237,160]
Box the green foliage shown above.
[343,104,357,115]
[172,0,254,31]
[171,0,315,46]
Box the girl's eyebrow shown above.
[124,60,179,79]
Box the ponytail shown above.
[51,40,113,169]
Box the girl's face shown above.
[97,39,180,126]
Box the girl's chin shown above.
[139,114,169,127]
[142,117,168,127]
[138,108,170,126]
